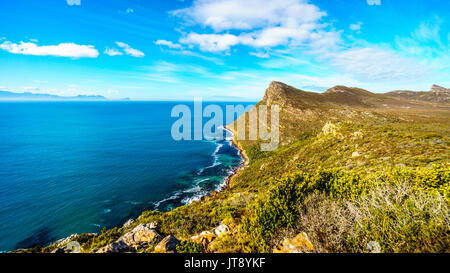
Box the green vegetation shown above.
[239,166,449,253]
[176,241,206,253]
[27,82,449,253]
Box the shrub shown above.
[176,241,206,253]
[240,165,449,252]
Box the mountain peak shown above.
[325,86,373,96]
[430,85,449,93]
[263,81,302,104]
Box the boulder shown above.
[154,235,180,253]
[214,223,230,237]
[94,223,161,253]
[191,231,216,246]
[94,241,132,253]
[273,232,314,253]
[148,221,158,229]
[118,223,161,249]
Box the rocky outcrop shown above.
[94,223,161,253]
[154,235,180,253]
[214,223,230,237]
[430,84,449,93]
[273,233,314,253]
[191,231,216,247]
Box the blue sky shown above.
[0,0,449,100]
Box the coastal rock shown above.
[94,241,132,253]
[273,232,314,253]
[51,247,66,253]
[154,235,180,253]
[53,234,79,247]
[123,219,134,228]
[191,231,216,246]
[94,223,161,253]
[148,221,158,229]
[119,223,161,249]
[214,223,230,237]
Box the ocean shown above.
[0,101,254,251]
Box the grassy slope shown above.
[26,82,449,253]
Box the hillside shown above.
[18,81,449,254]
[386,84,450,103]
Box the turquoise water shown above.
[0,101,252,251]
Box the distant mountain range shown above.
[0,90,107,101]
[386,84,449,103]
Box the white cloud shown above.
[115,42,145,57]
[323,47,428,82]
[154,40,183,49]
[126,8,134,14]
[172,0,338,53]
[366,0,381,5]
[104,48,123,56]
[350,22,363,33]
[0,41,99,58]
[172,0,325,32]
[23,86,40,92]
[66,0,81,6]
[249,51,270,58]
[180,33,240,52]
[394,19,448,62]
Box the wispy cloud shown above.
[104,47,123,56]
[126,8,134,14]
[154,40,183,49]
[66,0,81,6]
[350,22,363,33]
[366,0,381,5]
[115,42,145,57]
[0,41,99,58]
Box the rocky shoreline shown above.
[200,126,249,202]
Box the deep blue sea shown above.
[0,101,254,251]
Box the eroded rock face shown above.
[273,233,314,253]
[154,235,180,253]
[94,223,161,253]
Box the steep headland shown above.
[17,81,449,254]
